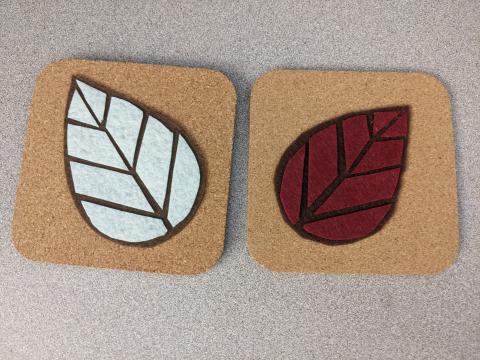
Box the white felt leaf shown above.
[65,78,203,244]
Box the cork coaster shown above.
[248,70,459,275]
[12,59,236,274]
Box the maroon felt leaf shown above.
[276,107,409,244]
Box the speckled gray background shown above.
[1,1,479,359]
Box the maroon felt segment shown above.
[307,123,337,206]
[276,107,409,244]
[343,115,369,169]
[373,111,402,134]
[279,145,305,223]
[303,205,392,241]
[352,139,404,173]
[381,112,408,138]
[315,168,400,214]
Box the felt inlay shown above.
[67,90,97,126]
[168,135,201,227]
[67,124,127,170]
[65,78,204,245]
[136,116,174,208]
[81,202,167,242]
[276,107,409,244]
[69,161,153,211]
[76,80,106,121]
[106,97,143,165]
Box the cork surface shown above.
[12,59,236,274]
[1,1,479,359]
[248,70,459,274]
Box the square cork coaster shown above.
[12,59,236,274]
[248,70,459,275]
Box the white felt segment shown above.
[136,116,173,209]
[76,80,106,122]
[67,124,127,170]
[70,162,153,211]
[82,201,167,242]
[106,97,143,165]
[167,136,201,226]
[67,90,98,126]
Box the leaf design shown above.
[64,77,204,244]
[276,107,409,244]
